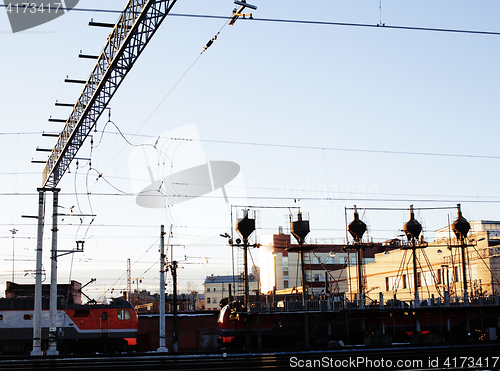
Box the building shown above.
[5,280,82,304]
[259,233,391,297]
[203,274,259,311]
[337,223,500,304]
[435,220,500,243]
[123,290,204,314]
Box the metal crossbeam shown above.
[42,0,178,188]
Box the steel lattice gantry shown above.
[42,0,178,188]
[32,0,178,356]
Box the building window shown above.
[385,277,389,292]
[207,287,210,292]
[282,256,289,277]
[207,298,211,304]
[283,280,289,289]
[213,287,217,292]
[314,274,322,282]
[304,255,310,264]
[416,272,421,287]
[402,274,407,289]
[453,267,461,282]
[328,256,335,264]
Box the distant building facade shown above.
[124,290,204,314]
[5,280,82,304]
[203,274,259,310]
[337,223,500,304]
[259,233,391,297]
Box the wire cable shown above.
[91,18,230,193]
[1,5,499,36]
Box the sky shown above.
[1,0,500,301]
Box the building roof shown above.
[204,274,258,284]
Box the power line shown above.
[1,5,498,36]
[2,191,500,204]
[193,138,500,160]
[70,130,500,160]
[247,16,500,36]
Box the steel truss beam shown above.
[42,0,178,188]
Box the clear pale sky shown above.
[1,1,499,300]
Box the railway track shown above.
[0,343,499,370]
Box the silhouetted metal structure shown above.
[288,212,311,306]
[346,206,368,308]
[452,204,471,304]
[236,209,256,310]
[33,0,179,356]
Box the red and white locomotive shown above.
[0,297,138,354]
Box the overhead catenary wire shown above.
[4,191,500,204]
[58,129,500,161]
[8,129,500,161]
[1,5,499,36]
[90,17,231,192]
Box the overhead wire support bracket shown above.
[64,78,87,84]
[78,54,99,60]
[42,0,179,189]
[229,0,257,26]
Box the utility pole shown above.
[126,258,131,302]
[31,189,46,356]
[157,225,170,353]
[132,277,144,293]
[235,209,257,349]
[47,189,60,356]
[9,228,18,282]
[402,205,424,334]
[451,204,471,305]
[289,211,311,348]
[169,239,180,352]
[346,206,368,310]
[172,259,178,352]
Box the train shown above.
[217,295,500,349]
[0,297,138,354]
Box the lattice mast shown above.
[42,0,178,188]
[32,0,178,356]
